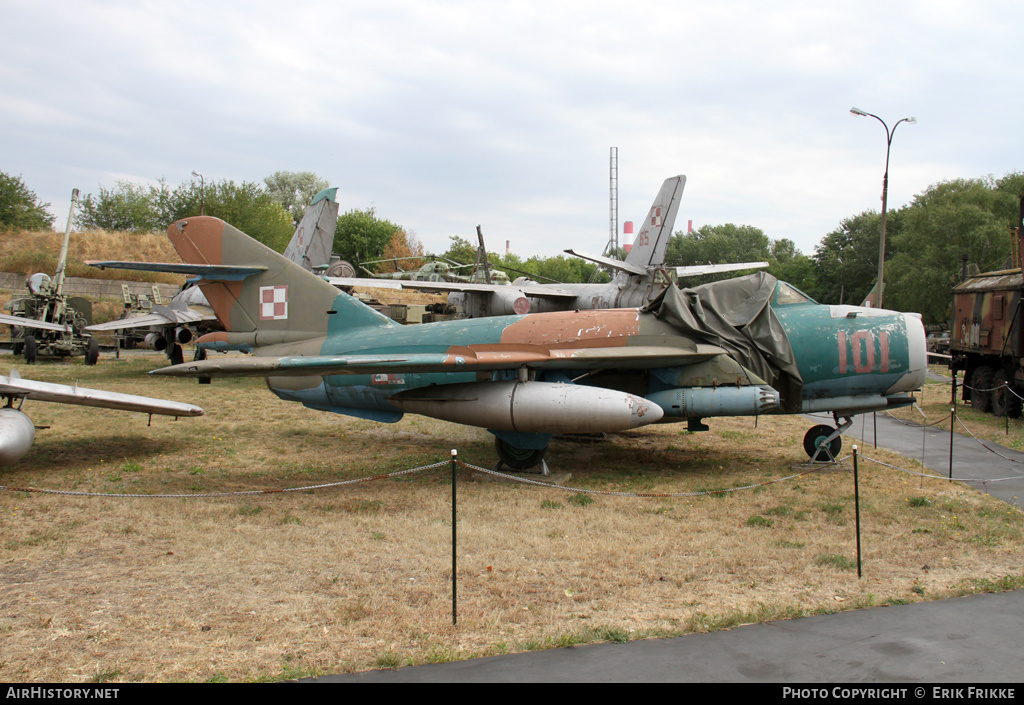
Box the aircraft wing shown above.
[152,342,728,379]
[0,371,203,416]
[0,312,71,333]
[672,262,770,277]
[328,277,579,299]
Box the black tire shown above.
[23,335,37,364]
[970,366,994,413]
[804,424,841,462]
[992,368,1022,418]
[85,337,99,365]
[494,437,547,470]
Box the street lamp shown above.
[191,170,205,215]
[849,107,917,310]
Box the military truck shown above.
[950,194,1024,417]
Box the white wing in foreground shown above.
[0,371,204,417]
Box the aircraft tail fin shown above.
[283,187,340,272]
[167,216,394,349]
[624,175,685,270]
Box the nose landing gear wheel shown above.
[804,424,841,462]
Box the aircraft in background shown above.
[140,215,926,471]
[86,188,341,364]
[0,370,203,466]
[325,175,767,317]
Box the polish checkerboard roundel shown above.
[260,285,288,320]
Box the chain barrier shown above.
[0,461,449,499]
[458,459,839,498]
[952,414,1024,471]
[884,409,952,429]
[961,380,1024,402]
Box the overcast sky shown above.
[2,0,1021,260]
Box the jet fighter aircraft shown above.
[139,215,926,470]
[325,176,768,318]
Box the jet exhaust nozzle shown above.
[390,381,663,434]
[143,332,168,351]
[174,327,193,345]
[0,408,36,466]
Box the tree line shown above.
[2,169,1021,325]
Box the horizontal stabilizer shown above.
[672,262,769,277]
[87,261,267,281]
[328,276,578,299]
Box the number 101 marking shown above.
[838,330,889,374]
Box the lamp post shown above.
[191,170,205,215]
[849,108,916,310]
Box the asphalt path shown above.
[311,407,1024,684]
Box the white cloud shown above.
[2,0,1021,258]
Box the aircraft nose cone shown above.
[889,312,928,393]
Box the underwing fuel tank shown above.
[389,381,663,434]
[0,408,36,466]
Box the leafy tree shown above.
[75,178,293,251]
[76,180,162,232]
[666,223,781,287]
[264,171,330,225]
[201,180,294,252]
[519,254,607,284]
[885,176,1019,324]
[1,172,55,230]
[377,230,425,272]
[808,210,903,306]
[767,238,817,296]
[440,234,477,265]
[666,223,772,272]
[334,207,405,268]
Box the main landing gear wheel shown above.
[494,437,547,470]
[804,424,841,462]
[85,337,99,365]
[23,335,37,364]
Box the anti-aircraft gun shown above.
[1,189,99,365]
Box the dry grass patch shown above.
[1,353,1022,682]
[0,229,182,284]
